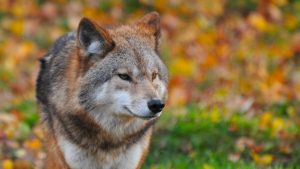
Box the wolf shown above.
[36,12,168,169]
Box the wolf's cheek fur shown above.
[95,84,154,117]
[94,83,109,102]
[92,79,164,118]
[92,80,137,116]
[112,90,133,115]
[93,81,130,114]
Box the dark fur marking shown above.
[36,54,55,130]
[52,32,76,56]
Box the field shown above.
[1,0,300,169]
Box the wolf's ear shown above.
[137,12,161,39]
[77,18,114,56]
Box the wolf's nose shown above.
[147,99,165,114]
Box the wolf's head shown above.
[76,12,168,122]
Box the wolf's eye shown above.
[152,72,158,81]
[118,73,132,81]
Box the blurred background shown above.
[0,0,300,168]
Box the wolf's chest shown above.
[58,136,144,169]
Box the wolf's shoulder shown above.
[52,32,76,55]
[36,32,77,109]
[41,32,76,63]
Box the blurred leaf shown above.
[25,138,42,150]
[252,153,273,165]
[248,13,269,32]
[16,122,31,141]
[2,160,14,169]
[170,58,195,76]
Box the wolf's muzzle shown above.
[147,99,165,114]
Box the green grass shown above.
[143,105,300,169]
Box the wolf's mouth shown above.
[123,106,159,120]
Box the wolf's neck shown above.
[56,129,152,169]
[45,109,154,168]
[52,111,155,152]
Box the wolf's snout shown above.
[147,99,165,114]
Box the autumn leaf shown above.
[24,138,42,150]
[252,153,273,165]
[170,58,196,77]
[271,0,287,6]
[2,160,14,169]
[284,14,298,30]
[248,13,269,32]
[259,112,272,130]
[272,118,285,136]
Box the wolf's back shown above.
[36,32,76,124]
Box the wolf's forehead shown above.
[120,48,158,72]
[135,48,158,67]
[112,41,157,68]
[108,26,159,71]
